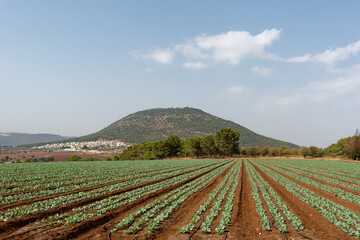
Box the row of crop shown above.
[0,164,189,195]
[0,162,126,186]
[253,162,360,238]
[263,160,360,191]
[0,160,215,188]
[258,161,360,206]
[0,160,213,191]
[64,163,229,227]
[0,163,201,205]
[246,161,304,233]
[215,161,241,234]
[0,160,230,222]
[283,162,360,184]
[246,161,287,232]
[144,161,235,236]
[109,161,233,236]
[247,161,270,230]
[179,161,239,234]
[262,159,360,183]
[201,161,241,234]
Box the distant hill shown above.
[70,107,298,148]
[0,132,70,147]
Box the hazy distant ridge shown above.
[0,132,70,147]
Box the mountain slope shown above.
[71,107,298,148]
[0,132,70,147]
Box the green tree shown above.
[325,137,351,157]
[256,145,269,157]
[188,137,202,157]
[119,146,137,160]
[268,148,279,157]
[82,157,98,161]
[66,155,81,161]
[245,147,257,157]
[306,146,324,158]
[165,135,182,158]
[299,146,309,158]
[278,146,289,156]
[344,136,360,160]
[215,128,240,156]
[200,135,218,157]
[153,140,167,159]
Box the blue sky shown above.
[1,1,360,147]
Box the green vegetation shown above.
[69,107,298,148]
[0,159,359,239]
[115,129,333,161]
[66,155,98,161]
[118,128,240,160]
[325,129,360,160]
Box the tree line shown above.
[37,128,360,162]
[118,128,240,160]
[324,129,360,160]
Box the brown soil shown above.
[280,164,360,186]
[0,164,197,198]
[1,159,359,240]
[0,162,220,212]
[258,161,360,213]
[252,161,357,239]
[0,162,229,239]
[0,162,225,237]
[0,149,104,162]
[111,161,236,240]
[227,162,264,239]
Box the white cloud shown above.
[176,29,281,65]
[287,41,360,65]
[135,49,174,64]
[226,86,246,93]
[269,64,360,106]
[307,65,360,96]
[183,61,207,69]
[219,86,250,99]
[286,54,312,63]
[251,66,273,76]
[145,68,153,72]
[174,43,208,59]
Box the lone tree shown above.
[215,128,240,156]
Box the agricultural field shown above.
[0,159,359,239]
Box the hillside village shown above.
[34,140,130,151]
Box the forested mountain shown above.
[71,107,298,148]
